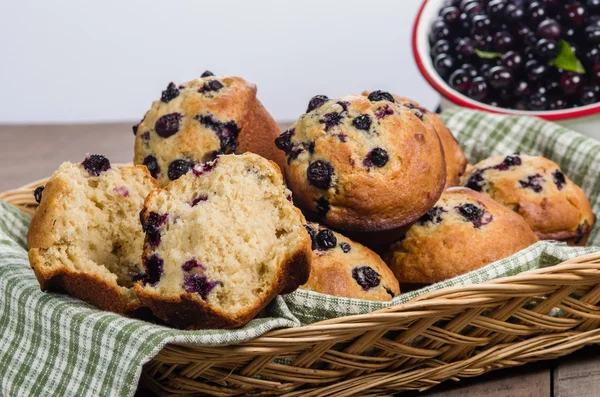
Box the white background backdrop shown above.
[0,0,437,124]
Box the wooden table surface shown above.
[1,123,600,396]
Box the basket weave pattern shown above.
[4,180,600,397]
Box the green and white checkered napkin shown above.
[1,108,600,397]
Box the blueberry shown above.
[419,206,447,224]
[155,112,182,138]
[519,173,545,193]
[142,211,169,247]
[307,95,329,112]
[367,90,395,103]
[340,242,352,253]
[143,254,164,286]
[374,105,394,119]
[201,70,214,77]
[455,203,493,228]
[199,80,224,93]
[143,155,160,178]
[183,274,220,300]
[275,129,295,154]
[161,82,180,103]
[168,159,195,181]
[132,123,139,136]
[493,155,522,170]
[352,266,381,291]
[307,160,334,189]
[431,40,451,58]
[316,229,337,250]
[363,148,389,168]
[192,159,219,177]
[316,197,330,216]
[553,170,567,190]
[352,114,372,131]
[182,258,205,272]
[34,186,44,204]
[304,224,317,250]
[82,154,111,176]
[196,114,241,154]
[189,195,208,207]
[320,112,343,131]
[465,169,485,192]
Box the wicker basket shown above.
[4,179,600,397]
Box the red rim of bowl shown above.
[412,0,600,121]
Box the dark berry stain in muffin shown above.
[143,155,160,178]
[307,95,329,112]
[304,224,317,250]
[493,155,522,171]
[455,203,493,228]
[140,131,150,141]
[161,82,180,103]
[352,114,372,131]
[403,102,427,120]
[275,129,294,154]
[189,195,208,207]
[316,229,337,250]
[82,154,111,176]
[199,79,224,93]
[132,123,139,136]
[112,186,129,197]
[182,258,206,272]
[155,113,182,138]
[464,169,486,192]
[201,70,214,77]
[335,132,348,142]
[553,170,566,190]
[575,221,590,244]
[340,242,352,253]
[316,197,330,217]
[519,174,545,193]
[168,159,195,181]
[352,266,381,291]
[192,158,218,177]
[374,105,394,119]
[419,206,447,224]
[367,90,395,103]
[307,160,334,189]
[337,101,350,111]
[142,212,169,247]
[196,114,241,154]
[34,186,44,204]
[183,274,221,300]
[143,254,164,286]
[320,112,343,131]
[363,148,389,168]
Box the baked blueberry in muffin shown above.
[276,93,446,235]
[385,187,538,284]
[135,153,311,329]
[134,75,284,186]
[461,154,595,245]
[301,223,400,301]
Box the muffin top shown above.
[133,74,257,186]
[277,92,446,232]
[301,223,400,301]
[385,187,538,284]
[462,153,595,244]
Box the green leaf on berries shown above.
[474,49,503,59]
[548,40,586,74]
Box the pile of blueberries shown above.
[429,0,600,110]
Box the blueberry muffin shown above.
[384,94,467,188]
[462,154,595,246]
[134,153,312,329]
[133,72,284,186]
[385,187,538,284]
[27,155,159,313]
[276,92,446,233]
[301,223,400,301]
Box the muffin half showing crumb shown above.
[27,155,159,313]
[135,153,312,329]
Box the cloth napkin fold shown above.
[2,108,600,397]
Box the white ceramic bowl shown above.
[412,0,600,140]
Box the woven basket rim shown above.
[3,175,600,345]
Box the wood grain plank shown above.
[554,348,600,397]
